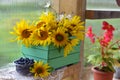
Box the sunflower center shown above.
[36,22,46,28]
[36,67,44,74]
[71,24,76,27]
[68,27,72,31]
[39,31,48,40]
[55,34,64,41]
[22,29,32,38]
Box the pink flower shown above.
[86,26,95,43]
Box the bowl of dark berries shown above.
[14,57,34,76]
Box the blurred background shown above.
[0,0,120,69]
[0,0,48,67]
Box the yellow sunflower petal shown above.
[64,43,73,57]
[30,61,50,78]
[10,20,34,47]
[31,27,51,46]
[52,27,68,47]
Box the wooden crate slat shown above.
[21,44,80,59]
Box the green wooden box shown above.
[21,44,81,69]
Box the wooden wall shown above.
[51,0,86,80]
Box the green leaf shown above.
[87,54,102,65]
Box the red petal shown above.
[103,21,108,26]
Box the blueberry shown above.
[26,58,29,60]
[15,57,35,76]
[20,57,23,60]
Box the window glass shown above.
[85,0,120,66]
[0,0,48,67]
[87,0,120,10]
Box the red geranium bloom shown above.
[100,30,114,47]
[86,21,120,72]
[100,39,109,47]
[102,21,115,32]
[103,31,113,42]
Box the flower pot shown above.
[114,67,120,79]
[92,67,114,80]
[21,44,81,70]
[116,0,120,7]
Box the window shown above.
[0,0,48,67]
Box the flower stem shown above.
[101,46,105,57]
[109,40,120,49]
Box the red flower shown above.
[86,21,115,47]
[86,26,95,43]
[100,39,109,47]
[103,31,113,42]
[102,21,115,32]
[100,31,113,47]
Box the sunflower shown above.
[36,21,46,29]
[64,43,73,56]
[40,12,56,24]
[31,27,51,46]
[70,16,84,30]
[10,20,34,47]
[62,16,84,41]
[67,16,84,36]
[39,12,57,30]
[30,61,50,78]
[64,39,79,56]
[70,38,79,46]
[52,27,68,47]
[58,16,71,29]
[71,31,85,40]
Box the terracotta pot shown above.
[92,67,114,80]
[116,0,120,7]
